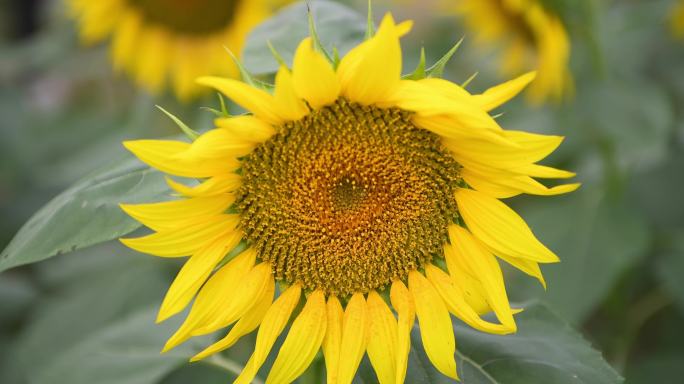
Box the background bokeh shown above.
[1,0,684,383]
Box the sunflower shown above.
[672,0,684,38]
[448,0,573,104]
[120,13,578,384]
[67,0,285,100]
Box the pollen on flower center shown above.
[237,99,462,296]
[331,176,367,212]
[127,0,239,35]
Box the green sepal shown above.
[307,2,334,64]
[224,46,274,91]
[155,105,199,140]
[365,0,375,40]
[201,93,231,118]
[426,37,464,78]
[403,47,427,80]
[332,46,341,69]
[267,40,288,68]
[461,71,479,88]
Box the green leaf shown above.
[656,237,684,314]
[160,364,235,384]
[509,184,651,323]
[0,156,170,273]
[629,151,684,229]
[242,0,366,75]
[0,243,172,382]
[356,303,620,383]
[0,274,37,327]
[29,306,208,384]
[626,352,684,384]
[569,79,673,170]
[451,303,622,383]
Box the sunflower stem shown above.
[611,288,671,372]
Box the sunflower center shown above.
[331,176,366,212]
[127,0,239,35]
[237,100,461,296]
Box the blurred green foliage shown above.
[2,0,684,383]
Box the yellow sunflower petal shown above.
[190,273,275,362]
[498,254,547,288]
[157,230,242,322]
[233,284,302,384]
[292,37,341,109]
[426,263,514,335]
[367,290,398,384]
[265,290,327,384]
[411,114,515,151]
[449,225,516,330]
[473,71,537,111]
[390,280,415,384]
[165,174,242,197]
[123,140,238,178]
[171,41,201,101]
[273,66,309,121]
[461,169,522,199]
[337,292,369,384]
[182,129,257,159]
[461,167,580,198]
[69,0,121,44]
[111,9,140,72]
[197,76,284,125]
[215,115,275,144]
[337,13,406,105]
[134,27,168,94]
[443,132,564,170]
[443,244,491,315]
[119,195,235,232]
[389,80,503,133]
[191,262,274,335]
[503,130,565,162]
[162,248,256,352]
[323,296,344,384]
[120,214,238,257]
[514,163,576,179]
[455,188,560,263]
[408,270,458,380]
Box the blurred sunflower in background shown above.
[672,0,684,38]
[119,12,578,384]
[67,0,287,101]
[448,0,573,104]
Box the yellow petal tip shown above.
[188,353,205,363]
[155,310,171,324]
[195,76,219,85]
